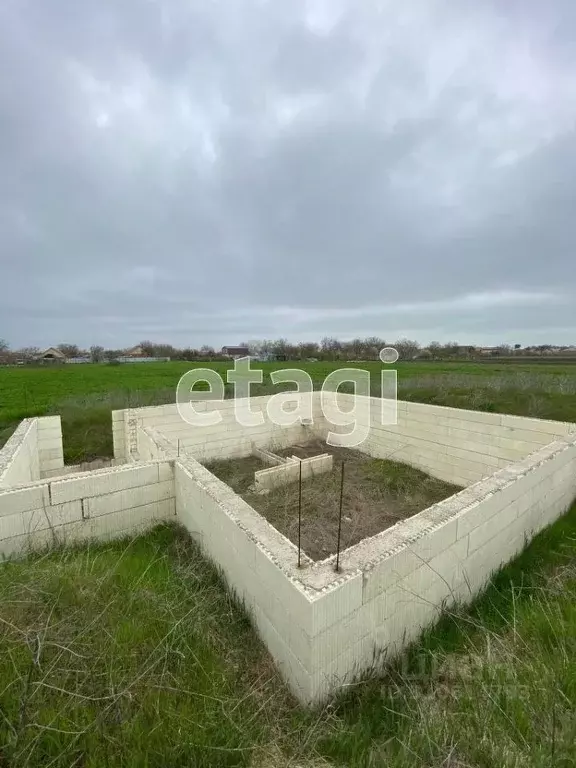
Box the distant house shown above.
[125,345,145,357]
[477,347,499,356]
[36,347,66,361]
[221,345,250,359]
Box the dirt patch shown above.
[205,440,461,561]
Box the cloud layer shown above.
[1,0,575,348]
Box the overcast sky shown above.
[1,0,575,350]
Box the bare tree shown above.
[57,343,80,358]
[137,341,175,358]
[138,340,156,357]
[320,337,342,360]
[90,345,105,363]
[362,336,385,359]
[394,338,420,360]
[297,341,320,359]
[441,341,461,358]
[244,340,264,356]
[199,345,215,359]
[347,338,365,360]
[270,338,290,358]
[180,348,199,361]
[0,338,12,364]
[15,346,40,360]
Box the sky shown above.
[1,0,575,350]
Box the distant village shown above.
[1,338,576,366]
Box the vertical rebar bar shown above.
[297,459,302,567]
[335,461,345,572]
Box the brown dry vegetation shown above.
[206,440,461,561]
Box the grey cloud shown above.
[1,0,575,348]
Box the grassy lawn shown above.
[0,511,575,767]
[1,360,576,462]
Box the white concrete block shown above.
[251,603,312,701]
[455,492,506,540]
[467,497,521,554]
[424,536,469,593]
[75,499,174,542]
[254,453,332,490]
[252,548,307,613]
[83,480,173,518]
[404,517,459,561]
[50,464,160,504]
[253,447,286,466]
[362,547,422,603]
[157,461,174,483]
[37,429,62,444]
[40,459,66,473]
[0,485,50,517]
[310,573,363,636]
[310,602,376,672]
[405,401,504,426]
[37,416,61,431]
[38,447,64,461]
[0,500,82,539]
[500,414,573,436]
[461,529,526,595]
[379,591,440,650]
[0,527,56,560]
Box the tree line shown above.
[2,337,574,364]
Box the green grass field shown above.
[0,512,575,767]
[1,361,576,765]
[1,360,576,462]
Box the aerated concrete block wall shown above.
[0,416,64,488]
[136,424,163,461]
[112,409,128,461]
[135,424,181,462]
[0,419,39,488]
[2,398,576,705]
[132,395,575,703]
[300,433,576,701]
[37,416,64,477]
[170,430,576,704]
[0,461,176,560]
[174,454,317,695]
[113,393,323,464]
[319,393,575,486]
[254,454,333,491]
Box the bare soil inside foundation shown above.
[205,439,461,561]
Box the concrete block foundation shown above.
[254,453,333,491]
[0,392,575,705]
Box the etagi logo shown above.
[176,348,399,449]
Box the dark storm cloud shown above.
[1,0,575,348]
